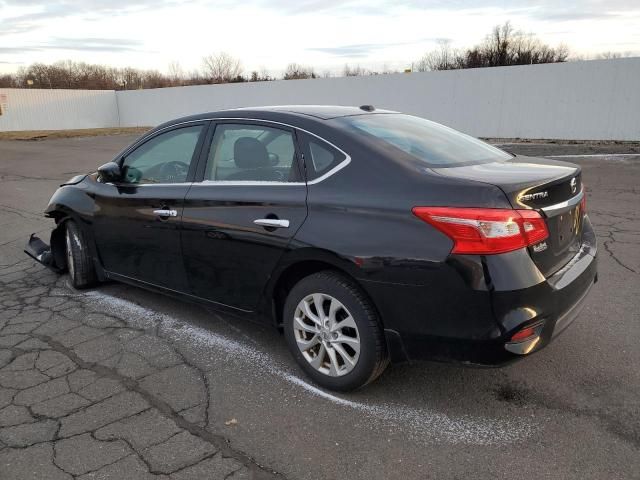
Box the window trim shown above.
[115,117,351,187]
[114,122,208,186]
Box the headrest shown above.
[234,137,270,169]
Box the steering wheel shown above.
[159,161,189,182]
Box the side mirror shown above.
[98,162,122,183]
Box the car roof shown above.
[158,105,398,129]
[228,105,397,119]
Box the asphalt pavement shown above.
[0,134,638,479]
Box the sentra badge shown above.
[520,191,549,202]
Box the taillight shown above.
[412,207,549,255]
[580,184,587,213]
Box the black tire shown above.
[283,270,389,391]
[65,220,96,289]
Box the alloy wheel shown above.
[293,293,360,377]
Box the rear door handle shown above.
[153,209,178,217]
[254,218,290,228]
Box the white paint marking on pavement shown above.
[82,290,537,446]
[546,153,640,158]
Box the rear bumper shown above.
[366,216,598,365]
[489,214,597,362]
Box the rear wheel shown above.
[283,271,389,391]
[65,220,96,289]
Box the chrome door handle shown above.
[153,209,178,217]
[254,218,290,228]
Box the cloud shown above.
[0,0,175,36]
[2,0,638,36]
[47,37,144,51]
[307,38,449,57]
[247,0,372,15]
[0,47,39,53]
[0,38,144,55]
[267,0,639,17]
[528,10,622,21]
[308,44,391,58]
[1,0,161,8]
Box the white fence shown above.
[2,58,640,140]
[0,88,118,132]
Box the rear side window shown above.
[299,133,346,181]
[333,113,511,167]
[205,123,301,182]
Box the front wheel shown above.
[65,220,96,289]
[283,271,389,391]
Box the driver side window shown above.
[121,125,203,184]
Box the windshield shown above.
[335,114,511,167]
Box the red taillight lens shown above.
[412,207,549,255]
[580,184,587,213]
[510,326,537,342]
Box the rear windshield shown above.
[334,113,511,167]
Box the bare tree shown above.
[249,67,272,82]
[283,63,316,80]
[143,70,171,89]
[183,69,206,86]
[380,63,398,75]
[260,67,273,81]
[554,44,570,62]
[167,61,184,86]
[120,67,143,90]
[2,60,212,90]
[597,51,622,59]
[476,22,569,67]
[418,22,570,71]
[415,40,460,71]
[202,52,243,84]
[483,21,514,66]
[0,74,17,87]
[343,64,369,76]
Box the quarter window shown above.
[121,125,203,184]
[205,124,300,182]
[300,133,346,181]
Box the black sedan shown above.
[26,105,597,391]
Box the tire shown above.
[65,220,96,289]
[283,270,389,391]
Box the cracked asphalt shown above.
[0,135,639,480]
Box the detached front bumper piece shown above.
[24,233,64,273]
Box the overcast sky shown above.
[1,0,639,75]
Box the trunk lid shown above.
[431,155,584,277]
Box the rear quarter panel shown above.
[291,143,511,340]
